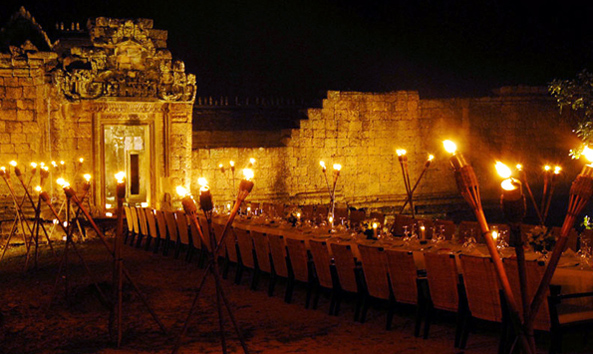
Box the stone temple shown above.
[0,7,578,223]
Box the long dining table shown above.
[220,215,593,307]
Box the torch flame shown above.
[243,168,254,181]
[583,146,593,163]
[333,164,342,171]
[9,161,17,167]
[83,174,92,182]
[495,161,512,179]
[492,230,499,241]
[249,157,256,164]
[396,149,407,156]
[501,179,517,191]
[219,163,223,168]
[115,171,126,183]
[56,177,66,186]
[544,165,551,172]
[516,164,523,171]
[30,162,37,168]
[319,161,326,169]
[176,185,189,197]
[198,177,209,191]
[554,166,562,175]
[229,160,235,167]
[428,154,434,161]
[79,157,84,163]
[443,140,457,154]
[35,185,42,192]
[60,160,65,165]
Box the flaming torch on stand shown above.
[173,172,252,354]
[527,146,593,335]
[443,140,533,354]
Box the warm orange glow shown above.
[56,177,66,186]
[115,171,125,183]
[198,177,209,191]
[176,185,189,197]
[544,165,551,172]
[554,166,562,175]
[373,222,379,230]
[9,161,17,167]
[501,179,517,191]
[243,168,254,180]
[516,163,523,171]
[583,146,593,163]
[428,154,434,161]
[219,163,223,168]
[396,149,406,156]
[492,230,499,241]
[229,160,235,167]
[495,161,512,179]
[333,163,342,171]
[249,157,256,164]
[319,160,326,169]
[60,160,65,165]
[329,216,334,224]
[30,162,37,168]
[83,174,92,182]
[79,157,84,163]
[51,161,57,167]
[443,140,457,154]
[35,185,41,192]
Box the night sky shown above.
[2,0,592,100]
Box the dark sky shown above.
[2,0,593,99]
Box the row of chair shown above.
[122,206,592,353]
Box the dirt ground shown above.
[0,234,589,354]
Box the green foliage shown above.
[549,69,593,144]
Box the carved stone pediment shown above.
[53,17,196,102]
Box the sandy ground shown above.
[0,235,590,354]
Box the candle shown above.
[420,225,426,240]
[373,222,379,239]
[198,177,213,212]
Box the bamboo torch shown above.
[443,140,532,354]
[528,147,593,330]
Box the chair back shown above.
[330,243,359,293]
[285,237,309,282]
[268,234,288,277]
[164,211,178,242]
[434,219,456,240]
[369,212,385,224]
[385,249,418,304]
[136,207,149,236]
[424,252,459,311]
[223,226,239,262]
[392,214,414,236]
[251,231,272,273]
[459,254,502,322]
[357,244,390,300]
[174,211,190,245]
[124,206,135,232]
[154,210,168,240]
[145,209,158,238]
[349,209,366,227]
[129,207,140,234]
[301,205,315,221]
[458,221,480,242]
[502,258,550,331]
[334,207,349,220]
[309,240,333,289]
[234,228,255,269]
[315,205,329,224]
[212,222,229,256]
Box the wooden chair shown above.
[458,221,480,243]
[423,252,467,345]
[135,207,149,248]
[315,205,329,224]
[385,249,426,335]
[127,206,140,245]
[330,242,364,320]
[144,209,158,251]
[458,254,505,351]
[433,219,457,240]
[349,209,366,228]
[251,230,273,294]
[163,211,179,257]
[268,234,290,301]
[334,207,349,223]
[392,214,414,236]
[174,211,190,259]
[213,222,238,279]
[284,237,313,307]
[234,228,257,289]
[357,244,394,329]
[153,210,168,254]
[309,239,338,315]
[301,205,315,221]
[123,206,135,244]
[188,216,204,265]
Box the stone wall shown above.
[192,89,577,222]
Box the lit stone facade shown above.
[0,9,195,222]
[193,88,575,220]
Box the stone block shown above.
[22,86,37,98]
[18,77,34,86]
[15,143,30,154]
[10,133,27,144]
[0,133,9,141]
[17,110,35,121]
[3,77,18,86]
[5,87,22,99]
[0,144,15,153]
[5,121,22,133]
